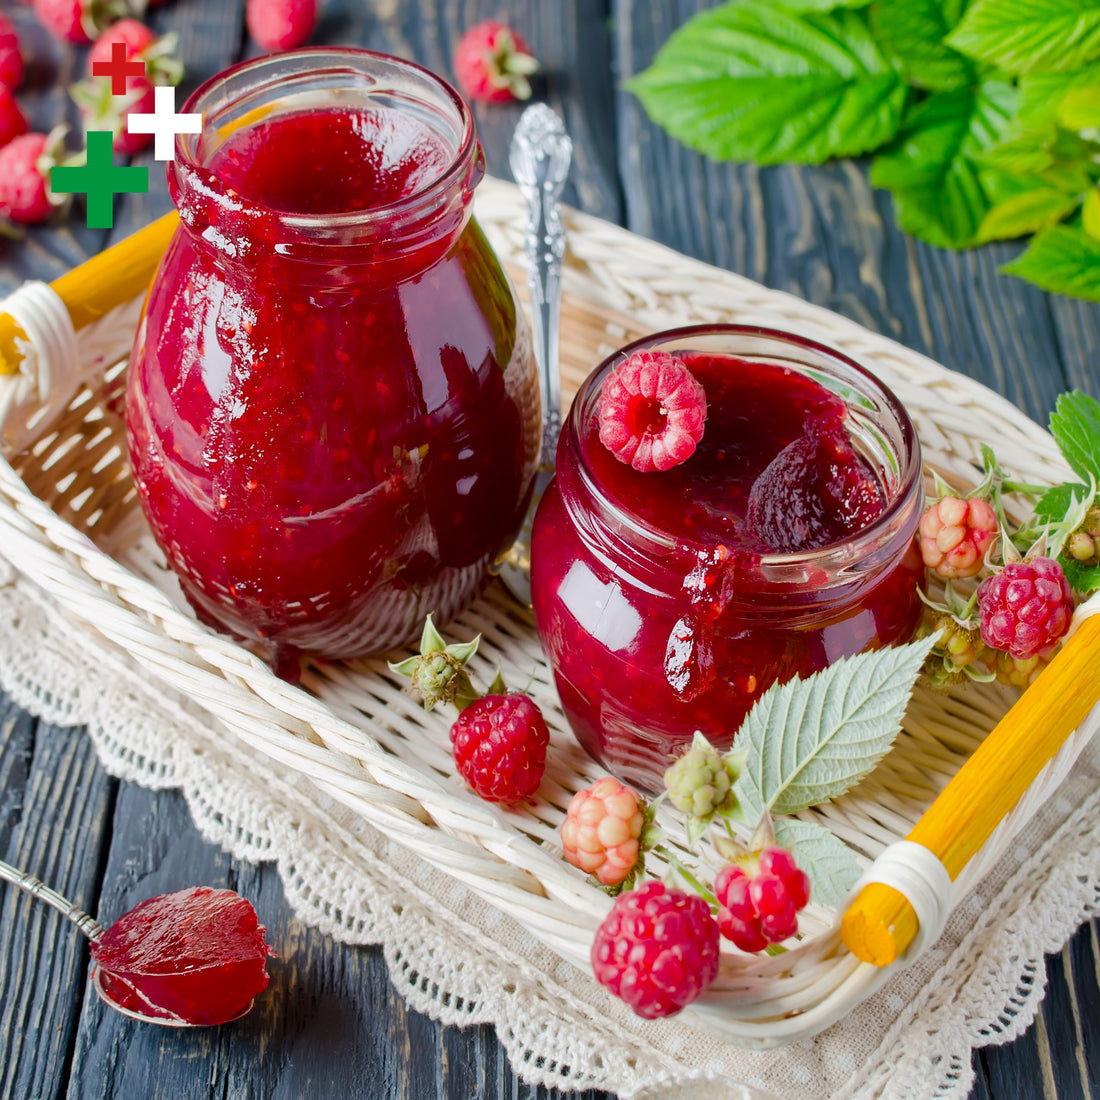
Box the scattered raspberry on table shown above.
[450,692,550,804]
[918,495,998,579]
[246,0,317,52]
[453,20,538,105]
[977,555,1074,660]
[561,777,646,888]
[591,881,720,1018]
[0,12,24,90]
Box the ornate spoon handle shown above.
[509,103,572,466]
[0,856,103,940]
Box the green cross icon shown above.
[50,130,149,230]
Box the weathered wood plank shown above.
[0,693,116,1100]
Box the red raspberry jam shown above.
[531,326,923,791]
[126,51,539,666]
[90,886,271,1026]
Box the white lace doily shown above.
[2,560,1098,1100]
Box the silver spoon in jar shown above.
[0,857,254,1026]
[495,103,573,607]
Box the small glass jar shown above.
[126,50,540,667]
[530,325,923,792]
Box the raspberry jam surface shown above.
[531,333,923,791]
[127,55,538,665]
[90,886,271,1026]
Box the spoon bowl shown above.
[0,857,257,1027]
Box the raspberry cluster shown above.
[0,0,316,226]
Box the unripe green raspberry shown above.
[1068,530,1097,563]
[664,732,742,823]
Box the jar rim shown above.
[564,323,923,570]
[173,47,481,236]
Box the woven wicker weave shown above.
[0,177,1091,1048]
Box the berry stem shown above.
[655,844,717,905]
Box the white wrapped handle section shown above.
[848,841,952,964]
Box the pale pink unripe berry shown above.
[561,776,644,887]
[918,496,998,579]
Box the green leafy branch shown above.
[628,0,1100,300]
[662,635,937,908]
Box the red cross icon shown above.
[91,41,147,96]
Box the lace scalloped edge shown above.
[1,574,1098,1100]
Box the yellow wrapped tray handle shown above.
[0,211,179,375]
[842,610,1100,966]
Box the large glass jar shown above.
[126,50,540,669]
[530,326,923,792]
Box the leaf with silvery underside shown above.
[773,818,862,909]
[627,4,906,165]
[870,80,1017,249]
[731,635,937,821]
[870,0,974,92]
[948,0,1100,75]
[1002,225,1100,301]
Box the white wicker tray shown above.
[0,177,1092,1048]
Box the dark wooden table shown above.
[1,1,1098,1097]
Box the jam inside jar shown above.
[126,50,540,665]
[530,325,924,792]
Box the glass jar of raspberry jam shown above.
[530,325,923,791]
[126,50,539,668]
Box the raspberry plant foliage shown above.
[629,0,1100,300]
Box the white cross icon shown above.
[127,85,203,162]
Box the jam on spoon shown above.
[0,860,271,1026]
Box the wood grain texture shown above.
[0,0,1099,1096]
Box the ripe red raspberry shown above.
[72,19,181,156]
[0,13,24,90]
[246,0,316,52]
[714,847,810,952]
[0,130,60,223]
[598,349,708,472]
[0,86,28,148]
[33,0,121,45]
[977,556,1074,660]
[918,495,998,579]
[590,881,719,1019]
[561,777,645,888]
[453,20,538,105]
[450,693,549,804]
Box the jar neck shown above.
[557,325,923,622]
[169,49,484,285]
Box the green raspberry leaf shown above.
[1064,558,1100,594]
[1001,225,1100,300]
[870,0,974,92]
[1032,480,1090,526]
[774,0,873,8]
[977,186,1081,242]
[731,635,937,819]
[1018,70,1100,127]
[871,80,1017,249]
[1050,391,1100,483]
[948,0,1100,74]
[627,3,906,165]
[773,819,862,908]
